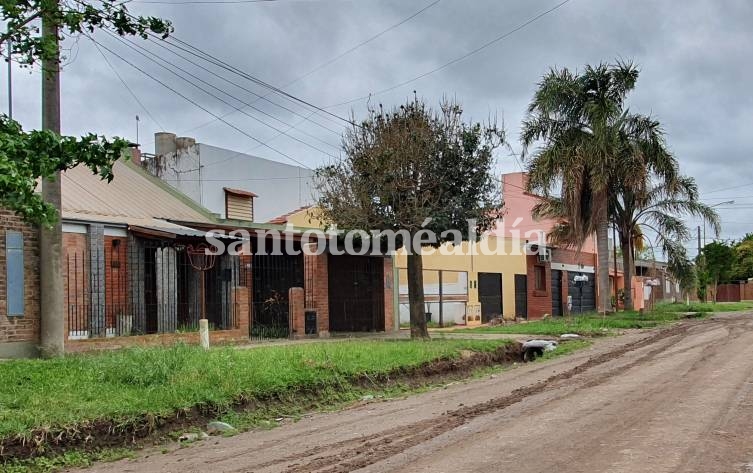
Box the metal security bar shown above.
[66,236,240,339]
[249,253,304,340]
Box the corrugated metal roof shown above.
[61,160,214,225]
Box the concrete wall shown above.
[198,143,317,222]
[148,133,318,223]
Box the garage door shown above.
[568,272,596,314]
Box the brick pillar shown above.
[289,287,304,338]
[233,286,250,335]
[383,257,395,332]
[304,249,329,338]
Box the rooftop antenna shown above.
[135,114,140,145]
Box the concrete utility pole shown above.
[7,38,11,119]
[39,2,65,357]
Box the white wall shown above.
[197,144,317,222]
[146,142,202,206]
[149,135,319,222]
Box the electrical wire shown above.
[85,34,313,169]
[140,33,341,136]
[326,0,576,108]
[168,0,441,136]
[90,38,167,131]
[103,30,339,158]
[132,0,321,4]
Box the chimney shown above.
[154,132,177,156]
[130,146,142,165]
[176,136,196,150]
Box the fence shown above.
[247,253,304,340]
[66,237,240,339]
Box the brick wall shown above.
[304,249,329,337]
[383,257,395,332]
[526,255,551,320]
[104,236,128,331]
[289,287,305,338]
[63,232,88,339]
[551,248,597,267]
[0,210,40,349]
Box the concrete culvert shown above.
[521,340,558,362]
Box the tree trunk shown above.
[596,218,610,314]
[621,238,634,311]
[39,6,65,358]
[406,252,429,339]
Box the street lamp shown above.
[704,200,735,246]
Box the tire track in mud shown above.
[270,323,696,473]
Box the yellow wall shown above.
[284,207,327,229]
[395,236,528,321]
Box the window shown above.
[534,265,546,291]
[5,231,24,317]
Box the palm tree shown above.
[612,175,720,309]
[521,62,640,314]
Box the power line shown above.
[85,34,313,169]
[702,181,753,195]
[326,0,576,108]
[131,0,321,4]
[90,38,166,131]
[72,0,356,129]
[103,30,339,158]
[172,0,441,136]
[140,33,341,136]
[164,34,357,127]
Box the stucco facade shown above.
[395,237,528,324]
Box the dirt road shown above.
[80,312,753,473]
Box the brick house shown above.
[0,155,250,357]
[0,210,41,358]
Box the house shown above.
[1,151,249,357]
[495,172,601,318]
[144,133,318,223]
[393,172,603,325]
[1,148,397,358]
[395,237,527,325]
[144,152,396,338]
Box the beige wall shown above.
[395,236,527,321]
[285,207,327,229]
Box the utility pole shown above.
[697,226,701,255]
[7,38,11,119]
[612,223,618,310]
[39,1,65,357]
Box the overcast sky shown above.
[4,0,752,254]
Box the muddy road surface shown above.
[79,312,753,473]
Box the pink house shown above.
[492,172,601,317]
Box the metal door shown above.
[568,272,596,314]
[478,273,503,323]
[514,274,528,319]
[551,270,563,316]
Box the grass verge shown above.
[458,301,753,336]
[0,339,516,466]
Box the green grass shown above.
[0,339,511,441]
[458,301,753,337]
[2,449,135,473]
